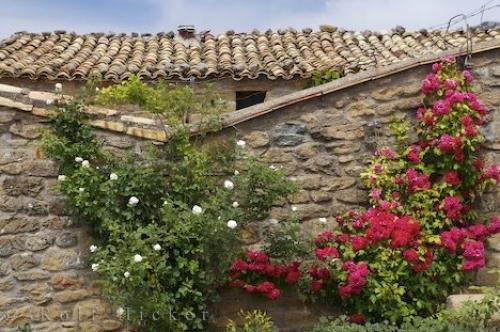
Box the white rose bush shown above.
[42,76,297,332]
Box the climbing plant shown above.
[228,58,500,323]
[42,78,296,331]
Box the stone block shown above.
[295,174,323,189]
[335,189,368,204]
[54,289,92,303]
[0,235,25,256]
[244,130,270,148]
[1,176,44,196]
[9,122,43,139]
[11,252,40,271]
[14,269,51,281]
[24,233,54,251]
[41,248,80,271]
[0,216,40,234]
[51,272,86,290]
[271,123,307,146]
[55,231,78,248]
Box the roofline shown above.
[219,39,500,129]
[0,39,499,143]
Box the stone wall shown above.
[0,49,498,332]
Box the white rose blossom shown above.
[291,205,297,211]
[227,220,237,229]
[153,243,161,251]
[133,254,143,263]
[224,180,234,190]
[54,83,63,92]
[128,196,139,206]
[89,245,97,253]
[319,217,327,223]
[269,218,279,225]
[236,140,246,148]
[116,307,125,317]
[232,201,239,208]
[57,175,66,181]
[91,263,99,271]
[78,187,85,192]
[75,157,83,163]
[123,271,130,278]
[234,170,240,175]
[46,99,53,106]
[81,160,90,168]
[192,205,202,215]
[109,173,118,180]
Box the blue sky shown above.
[0,0,499,38]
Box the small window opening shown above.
[235,91,266,110]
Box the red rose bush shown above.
[228,58,499,324]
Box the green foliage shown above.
[264,214,312,260]
[308,70,342,87]
[225,310,277,332]
[95,75,225,129]
[312,293,500,332]
[41,79,296,331]
[17,324,32,332]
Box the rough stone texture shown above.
[0,50,498,331]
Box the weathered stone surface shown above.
[325,177,357,191]
[271,123,307,146]
[14,269,51,281]
[310,191,332,203]
[55,231,78,248]
[320,123,364,140]
[446,294,485,309]
[487,234,500,252]
[51,272,86,290]
[0,216,40,234]
[244,130,270,148]
[335,189,368,204]
[0,276,14,290]
[102,319,122,331]
[1,176,44,196]
[21,282,52,305]
[0,109,16,123]
[74,299,110,320]
[487,252,500,268]
[0,235,24,256]
[289,190,310,204]
[25,233,54,251]
[475,267,500,287]
[295,174,323,189]
[25,159,58,177]
[0,196,49,215]
[0,260,9,276]
[9,122,43,139]
[294,203,329,219]
[54,289,92,303]
[11,252,40,271]
[41,248,80,271]
[294,142,319,159]
[264,147,294,163]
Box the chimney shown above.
[177,25,195,39]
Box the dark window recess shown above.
[235,91,266,110]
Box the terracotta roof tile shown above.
[0,26,498,82]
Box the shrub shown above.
[229,58,499,323]
[225,310,277,332]
[312,293,500,332]
[42,78,296,331]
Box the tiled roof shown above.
[0,25,499,82]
